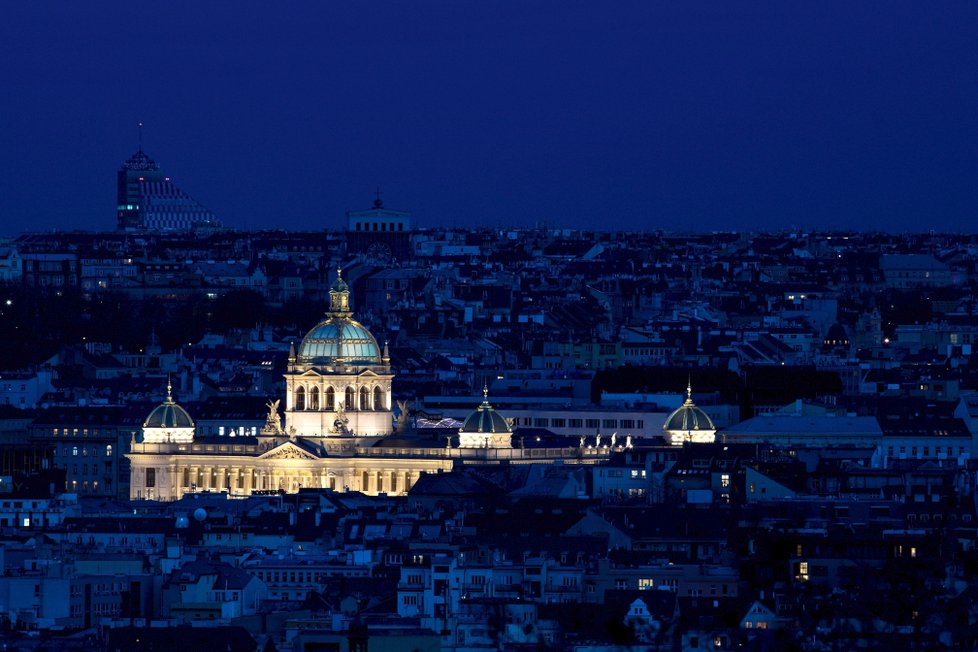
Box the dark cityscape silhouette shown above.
[1,3,978,650]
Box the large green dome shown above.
[297,268,383,366]
[298,318,382,365]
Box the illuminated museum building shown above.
[128,272,622,500]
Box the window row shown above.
[50,428,103,437]
[294,385,385,411]
[511,417,644,430]
[56,445,113,457]
[887,445,966,457]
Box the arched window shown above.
[106,445,113,457]
[295,386,306,410]
[374,387,384,412]
[360,387,370,411]
[325,387,335,411]
[310,386,320,410]
[345,387,355,410]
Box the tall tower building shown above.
[116,148,219,231]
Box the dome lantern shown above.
[328,266,352,317]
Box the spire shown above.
[166,376,173,403]
[685,376,693,404]
[288,340,296,363]
[481,382,490,406]
[382,339,390,363]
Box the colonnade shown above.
[146,462,425,498]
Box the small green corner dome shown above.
[460,391,511,435]
[460,407,511,434]
[662,383,715,433]
[298,318,382,365]
[663,403,714,432]
[144,394,194,429]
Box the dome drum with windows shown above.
[662,382,716,446]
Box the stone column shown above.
[169,464,178,500]
[170,465,179,500]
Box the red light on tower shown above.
[138,177,144,181]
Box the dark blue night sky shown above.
[1,1,976,234]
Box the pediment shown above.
[259,441,320,460]
[358,369,381,378]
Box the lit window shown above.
[798,562,809,581]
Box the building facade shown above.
[345,195,413,262]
